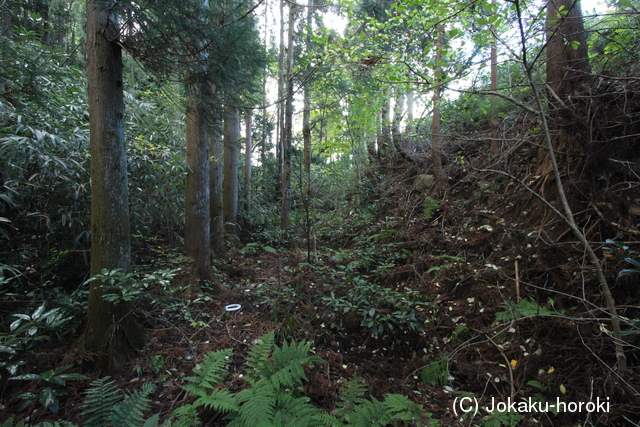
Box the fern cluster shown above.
[1,377,161,427]
[172,332,326,426]
[317,377,436,427]
[2,333,434,426]
[172,331,435,427]
[81,377,159,427]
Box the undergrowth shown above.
[1,332,435,427]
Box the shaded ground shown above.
[2,134,640,426]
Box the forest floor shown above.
[2,142,640,426]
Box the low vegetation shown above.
[2,0,640,426]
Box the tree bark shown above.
[546,0,590,101]
[302,85,311,196]
[1,0,13,39]
[276,0,285,197]
[42,0,51,47]
[392,88,405,156]
[302,0,314,201]
[405,90,414,135]
[210,116,225,257]
[243,110,253,217]
[83,0,142,370]
[223,96,240,236]
[280,1,295,230]
[368,99,378,161]
[539,0,591,176]
[378,89,392,160]
[185,77,212,282]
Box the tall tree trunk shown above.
[276,0,285,198]
[42,0,51,47]
[392,88,404,155]
[375,104,382,159]
[302,0,314,200]
[368,99,378,161]
[546,0,590,101]
[405,90,414,135]
[1,0,13,39]
[244,110,253,217]
[302,86,311,196]
[185,77,212,282]
[83,0,142,370]
[210,116,225,257]
[280,1,295,229]
[223,96,240,236]
[539,0,591,177]
[377,90,391,161]
[431,24,446,190]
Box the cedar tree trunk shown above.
[185,77,212,281]
[223,97,239,235]
[83,0,143,369]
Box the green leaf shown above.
[526,380,548,391]
[11,373,43,381]
[624,257,640,269]
[59,372,88,381]
[32,304,46,320]
[0,345,17,355]
[143,414,160,427]
[40,387,60,413]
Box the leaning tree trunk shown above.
[83,0,143,370]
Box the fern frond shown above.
[381,394,421,421]
[347,393,427,427]
[0,419,24,427]
[142,414,160,427]
[234,383,276,427]
[335,376,368,417]
[81,376,122,427]
[193,388,239,413]
[313,412,341,427]
[269,340,323,389]
[169,404,202,427]
[184,348,232,392]
[244,331,275,384]
[349,398,386,427]
[110,382,156,427]
[273,393,323,427]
